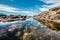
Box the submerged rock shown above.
[33,6,60,31]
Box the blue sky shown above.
[0,0,60,16]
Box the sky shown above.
[0,0,60,16]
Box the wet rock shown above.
[33,6,60,31]
[0,14,31,22]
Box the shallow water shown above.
[0,18,44,29]
[0,18,60,40]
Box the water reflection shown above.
[0,18,43,29]
[0,18,60,40]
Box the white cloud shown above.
[0,4,37,16]
[0,4,20,12]
[16,11,38,16]
[39,0,60,12]
[47,3,60,8]
[40,0,60,4]
[39,7,49,12]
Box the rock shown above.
[33,6,60,31]
[0,14,31,22]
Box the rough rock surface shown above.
[0,23,60,40]
[0,14,31,22]
[33,6,60,31]
[0,18,60,40]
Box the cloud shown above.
[39,0,60,12]
[0,4,37,16]
[14,11,38,16]
[40,0,60,4]
[39,7,49,12]
[0,4,20,12]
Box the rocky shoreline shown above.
[33,6,60,31]
[0,23,60,40]
[0,14,31,22]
